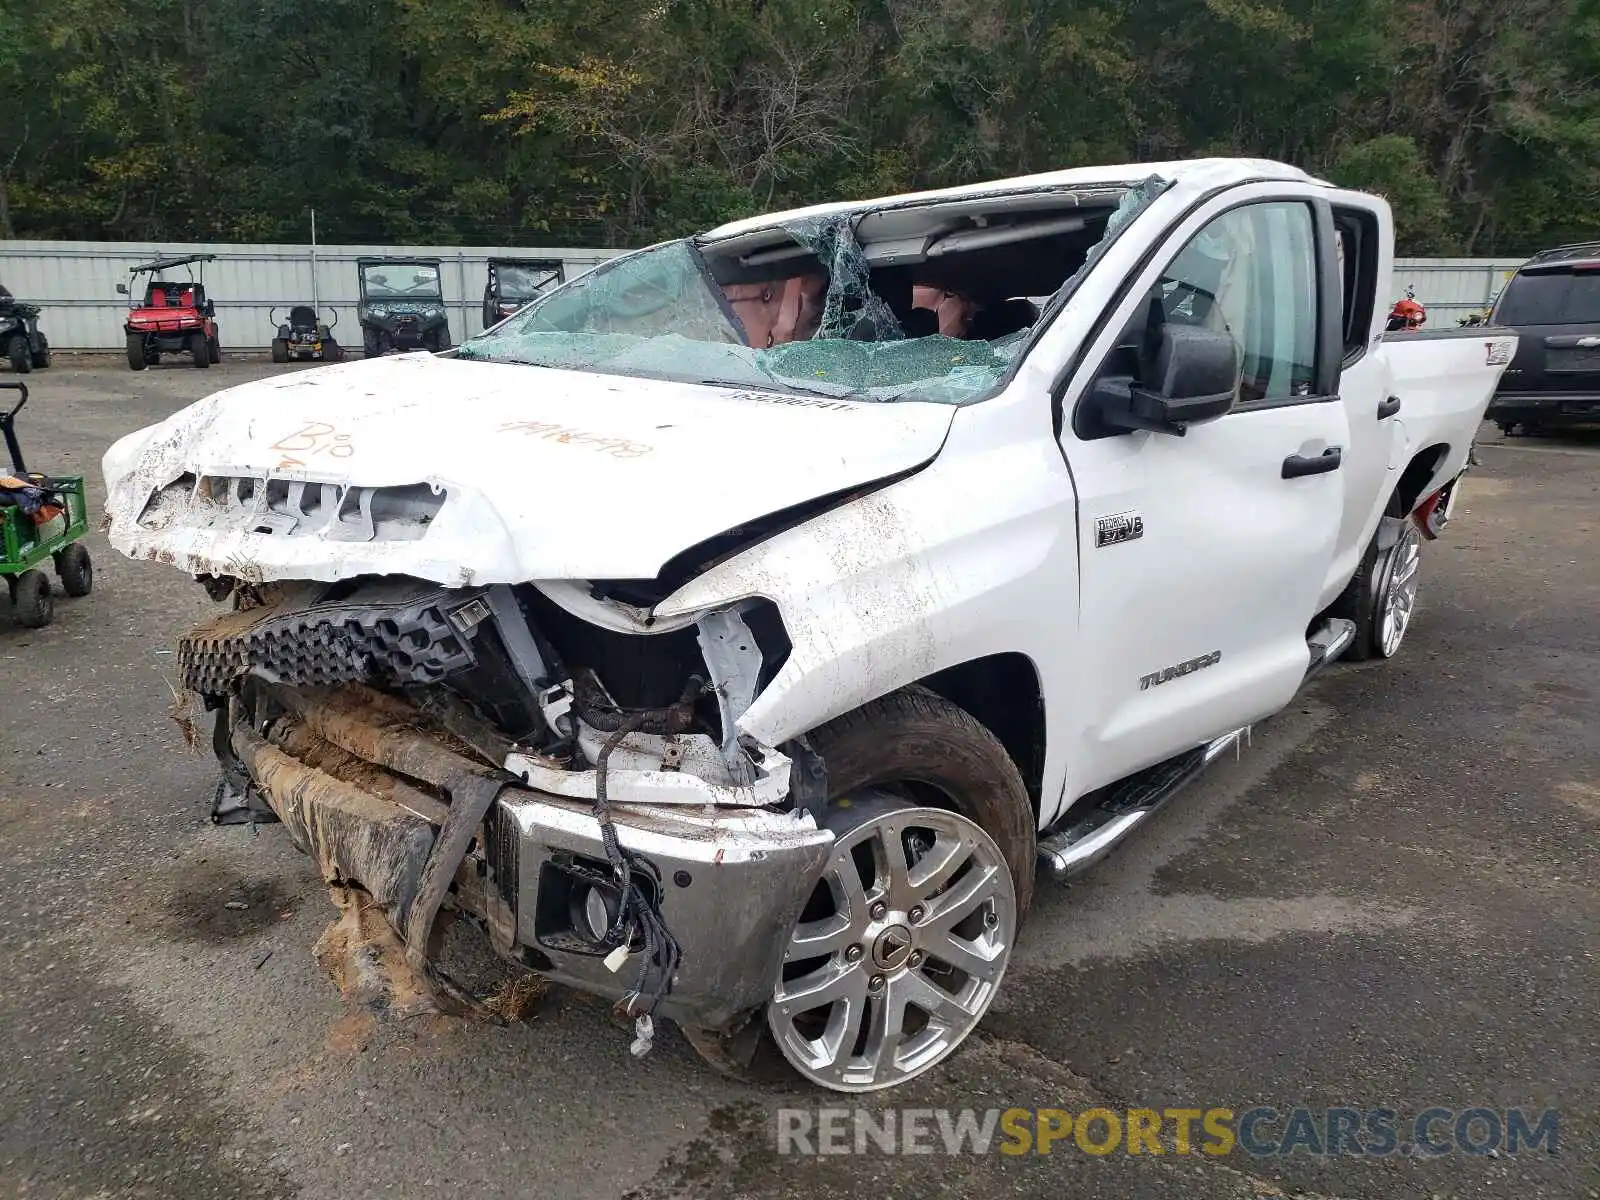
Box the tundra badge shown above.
[1140,650,1221,690]
[1096,511,1144,548]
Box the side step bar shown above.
[1305,616,1356,678]
[1037,727,1250,881]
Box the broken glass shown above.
[459,239,1016,406]
[780,215,904,342]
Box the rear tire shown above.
[126,334,147,371]
[190,333,210,368]
[12,569,53,627]
[29,333,50,369]
[55,542,93,598]
[209,335,221,363]
[270,338,289,364]
[1329,496,1421,661]
[323,339,343,362]
[8,335,31,374]
[363,329,382,358]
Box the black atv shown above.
[356,257,451,357]
[0,287,50,374]
[270,305,344,364]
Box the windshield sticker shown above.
[497,421,653,459]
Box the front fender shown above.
[653,428,1079,820]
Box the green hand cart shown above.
[1,382,93,628]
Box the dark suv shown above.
[1486,242,1600,434]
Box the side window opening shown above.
[1332,207,1379,360]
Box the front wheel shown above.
[363,329,382,358]
[126,334,147,371]
[11,569,53,627]
[189,332,210,368]
[30,333,50,369]
[209,335,221,364]
[686,687,1033,1092]
[767,798,1017,1091]
[8,335,31,374]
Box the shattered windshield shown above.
[363,264,442,300]
[457,239,1024,405]
[497,264,563,299]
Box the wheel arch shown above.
[1395,442,1451,515]
[914,652,1046,818]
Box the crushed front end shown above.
[182,574,834,1042]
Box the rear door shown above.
[1057,187,1350,792]
[1492,257,1600,408]
[1322,198,1404,609]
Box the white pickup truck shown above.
[103,157,1515,1093]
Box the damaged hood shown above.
[102,353,954,585]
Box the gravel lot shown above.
[1,357,1596,1200]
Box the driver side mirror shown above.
[1092,323,1239,436]
[115,283,128,296]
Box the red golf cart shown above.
[119,254,222,370]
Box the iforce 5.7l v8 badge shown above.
[1095,511,1144,548]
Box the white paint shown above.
[101,352,956,584]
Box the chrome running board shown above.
[1037,727,1250,881]
[1305,616,1357,678]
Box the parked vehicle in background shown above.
[102,158,1515,1093]
[482,259,564,330]
[356,257,450,356]
[1486,242,1600,434]
[270,305,344,364]
[1386,285,1427,331]
[0,286,51,373]
[119,255,221,371]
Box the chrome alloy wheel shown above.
[1378,520,1423,658]
[768,800,1016,1092]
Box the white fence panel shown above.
[1392,258,1526,321]
[0,240,625,350]
[0,240,1534,350]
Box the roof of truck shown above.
[703,158,1321,241]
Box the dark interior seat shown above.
[969,298,1039,341]
[289,305,318,328]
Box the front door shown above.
[1059,192,1351,793]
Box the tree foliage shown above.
[1,0,1595,254]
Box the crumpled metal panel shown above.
[233,722,436,930]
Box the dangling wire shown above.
[592,712,684,1040]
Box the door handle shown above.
[1282,447,1343,478]
[1377,395,1401,420]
